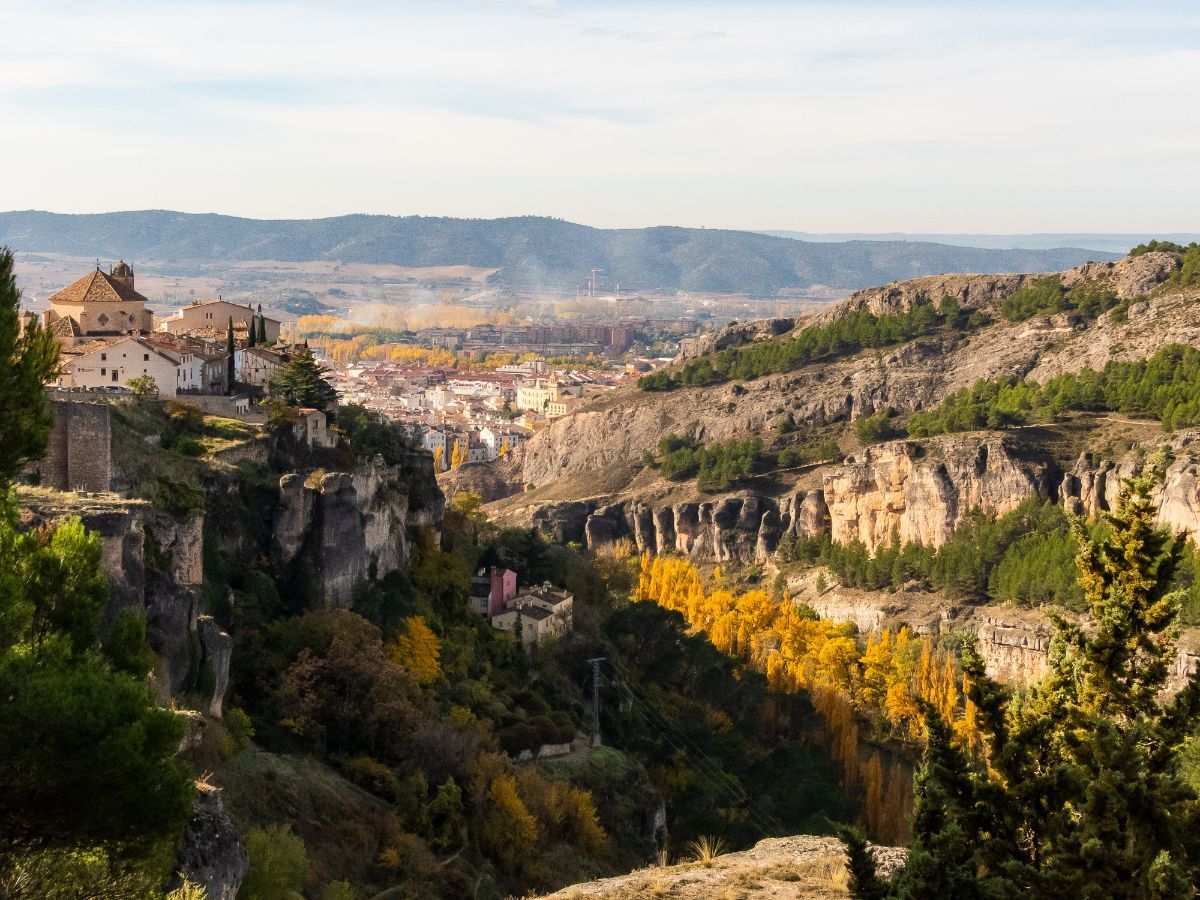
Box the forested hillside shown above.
[0,210,1116,294]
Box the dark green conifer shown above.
[268,345,337,411]
[225,315,236,394]
[0,247,60,485]
[858,478,1200,899]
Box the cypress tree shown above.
[225,316,236,395]
[256,305,267,344]
[247,315,257,348]
[0,247,60,486]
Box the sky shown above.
[4,0,1200,232]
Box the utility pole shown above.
[587,657,606,747]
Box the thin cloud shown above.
[582,26,728,43]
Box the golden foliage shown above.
[386,616,441,685]
[633,552,982,842]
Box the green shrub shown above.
[164,400,205,433]
[854,409,894,445]
[241,824,309,899]
[223,706,255,758]
[907,344,1200,437]
[102,609,156,677]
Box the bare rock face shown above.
[834,272,1035,318]
[1058,251,1179,299]
[531,501,592,545]
[822,435,1055,551]
[272,453,444,607]
[1060,431,1200,543]
[974,612,1053,683]
[174,785,249,900]
[196,615,233,718]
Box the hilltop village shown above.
[28,260,664,471]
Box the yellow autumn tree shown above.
[450,440,465,469]
[387,616,441,685]
[478,774,538,874]
[631,550,979,817]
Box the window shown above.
[100,368,106,376]
[143,353,149,361]
[100,353,106,361]
[111,371,118,382]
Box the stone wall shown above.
[31,398,114,492]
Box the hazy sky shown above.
[5,1,1199,231]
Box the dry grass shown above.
[686,835,727,868]
[766,853,850,891]
[543,837,858,900]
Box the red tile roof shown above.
[48,269,149,306]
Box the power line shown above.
[604,657,790,837]
[601,660,788,839]
[609,681,785,840]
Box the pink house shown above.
[470,566,517,617]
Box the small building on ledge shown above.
[490,582,574,647]
[290,407,336,449]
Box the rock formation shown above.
[173,783,249,900]
[272,452,444,607]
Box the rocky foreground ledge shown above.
[540,835,904,900]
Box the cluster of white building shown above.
[470,566,574,647]
[35,261,298,399]
[328,358,633,470]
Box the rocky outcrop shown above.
[1060,431,1200,542]
[272,453,444,607]
[174,784,249,900]
[544,834,905,899]
[793,573,1055,685]
[535,434,1056,562]
[823,436,1056,550]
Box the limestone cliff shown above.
[821,436,1056,549]
[505,252,1192,503]
[272,452,444,607]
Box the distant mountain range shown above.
[0,210,1121,295]
[760,230,1200,255]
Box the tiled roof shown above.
[48,270,149,306]
[49,316,80,337]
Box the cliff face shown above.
[272,452,444,607]
[521,433,1057,562]
[822,436,1056,549]
[173,784,249,900]
[789,570,1057,684]
[500,254,1200,554]
[16,492,233,718]
[17,447,444,718]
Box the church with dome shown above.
[42,260,154,347]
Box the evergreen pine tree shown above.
[868,478,1200,899]
[268,346,337,410]
[0,247,60,485]
[248,315,257,348]
[256,305,267,344]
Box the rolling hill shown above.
[0,210,1119,295]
